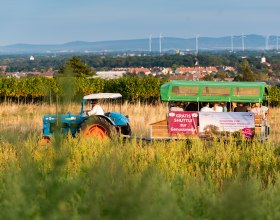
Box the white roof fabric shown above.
[83,93,122,100]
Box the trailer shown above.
[150,81,270,140]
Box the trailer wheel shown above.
[81,117,117,139]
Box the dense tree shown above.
[202,74,214,81]
[235,59,256,81]
[58,57,95,77]
[214,71,227,81]
[269,86,280,106]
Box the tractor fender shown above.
[92,115,116,127]
[106,112,130,126]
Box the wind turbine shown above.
[195,34,199,55]
[241,33,246,51]
[277,36,279,51]
[149,34,152,53]
[265,35,269,50]
[159,33,163,55]
[230,34,234,52]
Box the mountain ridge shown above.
[0,34,278,54]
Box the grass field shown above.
[0,103,280,219]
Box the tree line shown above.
[1,54,222,72]
[0,76,279,106]
[0,76,167,104]
[0,54,260,72]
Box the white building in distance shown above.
[95,71,126,79]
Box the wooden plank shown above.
[150,119,167,126]
[152,131,169,135]
[152,129,169,134]
[151,125,168,129]
[151,121,169,138]
[152,128,168,132]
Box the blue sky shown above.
[0,0,279,46]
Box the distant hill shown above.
[0,35,278,54]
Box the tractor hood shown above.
[43,113,84,124]
[43,112,86,137]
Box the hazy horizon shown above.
[1,0,279,46]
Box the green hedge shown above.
[0,77,279,106]
[0,76,167,103]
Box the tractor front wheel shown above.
[37,136,50,145]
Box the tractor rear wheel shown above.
[81,117,117,139]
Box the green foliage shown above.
[0,75,279,105]
[214,71,227,80]
[209,177,265,220]
[58,57,95,77]
[3,54,244,72]
[75,77,105,95]
[0,76,167,103]
[202,74,214,81]
[0,136,280,219]
[236,59,256,81]
[269,86,280,106]
[104,77,165,102]
[0,77,54,103]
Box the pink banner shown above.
[199,112,255,139]
[168,111,198,134]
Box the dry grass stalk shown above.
[0,103,278,143]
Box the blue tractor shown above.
[42,93,131,141]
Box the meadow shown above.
[0,103,280,219]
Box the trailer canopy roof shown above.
[160,81,268,103]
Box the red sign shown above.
[242,128,254,139]
[168,111,198,134]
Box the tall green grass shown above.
[0,96,279,219]
[0,134,280,219]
